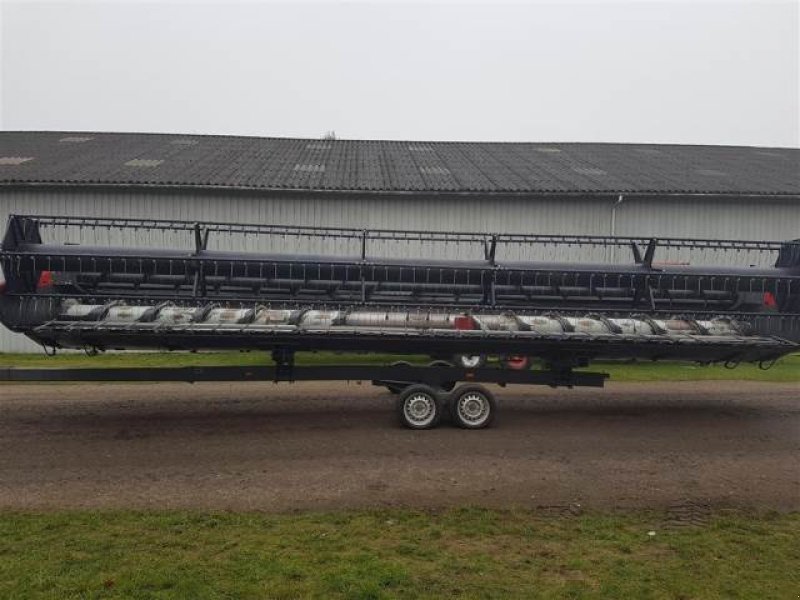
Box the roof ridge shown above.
[1,130,797,151]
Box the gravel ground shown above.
[0,381,797,512]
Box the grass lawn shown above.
[583,354,800,383]
[0,508,797,599]
[0,351,798,382]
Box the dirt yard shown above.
[0,381,797,512]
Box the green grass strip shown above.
[1,351,798,382]
[0,508,797,599]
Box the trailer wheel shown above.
[452,354,487,369]
[450,385,496,429]
[397,384,443,429]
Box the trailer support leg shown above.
[271,348,296,381]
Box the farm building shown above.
[0,131,798,352]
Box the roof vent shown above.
[171,139,198,146]
[535,147,561,153]
[572,167,606,176]
[408,145,434,152]
[635,148,662,155]
[59,136,93,143]
[696,168,727,177]
[306,142,332,151]
[125,159,164,168]
[419,166,451,176]
[294,163,325,173]
[0,157,33,165]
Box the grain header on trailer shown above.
[1,214,798,428]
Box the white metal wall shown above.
[1,189,797,351]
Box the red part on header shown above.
[37,270,54,289]
[454,315,476,330]
[505,356,529,370]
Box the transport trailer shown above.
[0,360,609,430]
[1,214,798,429]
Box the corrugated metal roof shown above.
[0,131,797,196]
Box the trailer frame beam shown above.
[0,364,608,388]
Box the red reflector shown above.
[454,315,475,330]
[37,270,54,289]
[505,356,529,370]
[763,292,777,308]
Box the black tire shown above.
[397,384,444,430]
[450,385,496,429]
[452,354,487,369]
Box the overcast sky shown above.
[1,1,798,147]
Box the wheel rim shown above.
[460,355,483,368]
[403,392,437,427]
[456,391,490,426]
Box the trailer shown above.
[1,214,798,428]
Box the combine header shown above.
[1,214,798,428]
